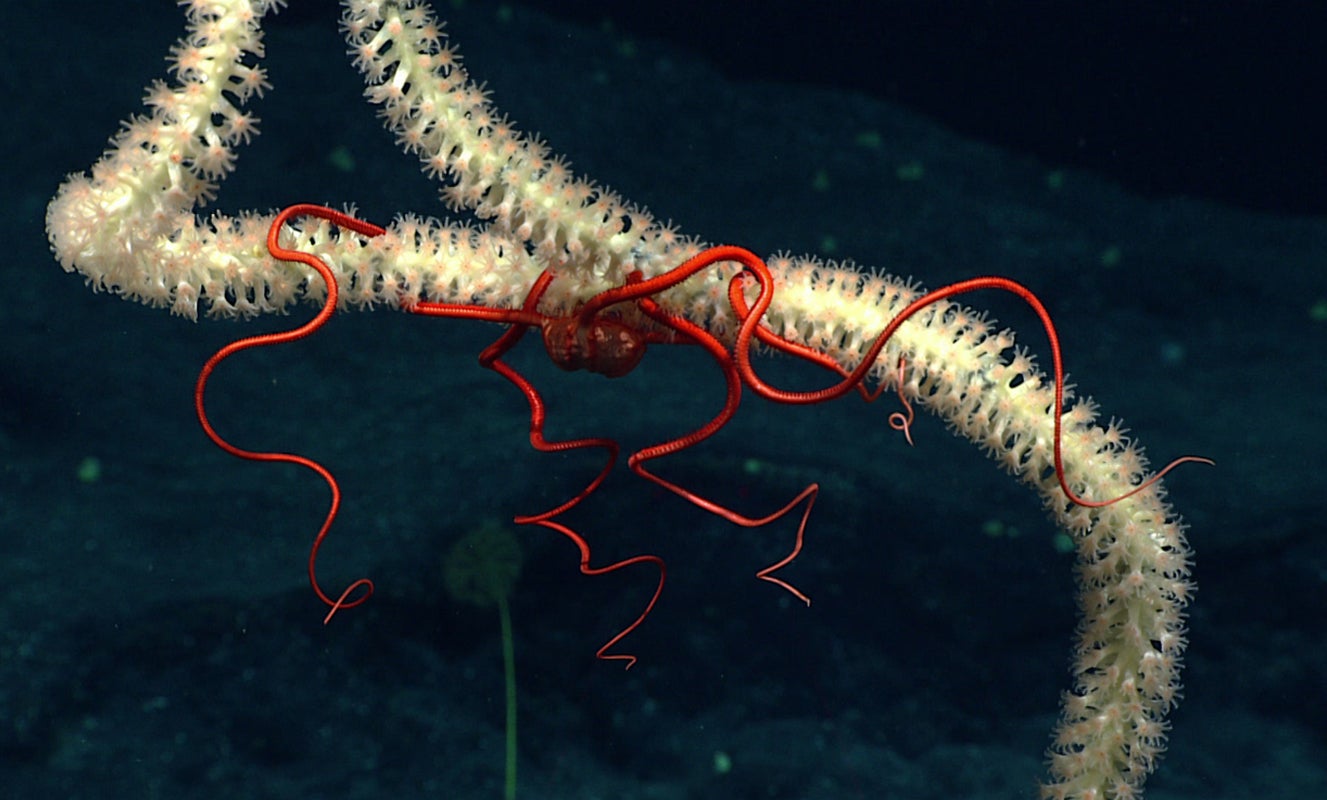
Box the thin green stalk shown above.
[498,593,516,800]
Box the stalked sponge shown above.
[444,520,523,608]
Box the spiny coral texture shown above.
[755,250,1191,800]
[47,0,281,318]
[45,2,1193,797]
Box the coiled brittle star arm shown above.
[193,204,385,623]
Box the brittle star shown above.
[195,204,1210,666]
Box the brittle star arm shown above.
[412,273,621,521]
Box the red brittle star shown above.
[194,204,1210,665]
